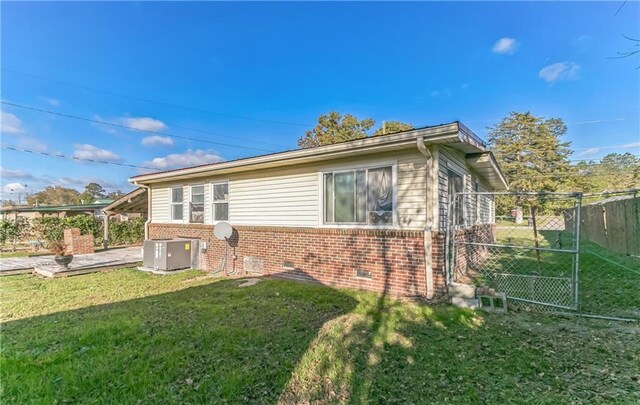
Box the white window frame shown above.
[188,183,205,224]
[170,186,185,223]
[318,161,398,229]
[211,180,230,223]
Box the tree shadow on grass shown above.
[276,231,638,403]
[1,277,358,404]
[278,234,483,403]
[278,293,639,403]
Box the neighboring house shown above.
[130,122,508,298]
[0,200,114,220]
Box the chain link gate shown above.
[446,191,582,311]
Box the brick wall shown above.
[63,228,95,255]
[149,224,448,298]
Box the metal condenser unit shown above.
[143,238,195,271]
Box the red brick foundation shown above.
[63,228,95,255]
[149,224,449,298]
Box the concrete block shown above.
[478,292,508,314]
[448,282,476,298]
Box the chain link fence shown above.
[447,189,640,320]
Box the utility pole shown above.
[382,121,386,135]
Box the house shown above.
[130,122,508,298]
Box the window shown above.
[323,166,394,225]
[171,187,184,222]
[447,170,464,225]
[189,185,205,223]
[212,182,229,222]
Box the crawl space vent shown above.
[282,261,295,269]
[355,269,372,279]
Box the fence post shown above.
[574,192,582,311]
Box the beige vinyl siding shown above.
[150,185,170,223]
[397,155,428,228]
[230,169,318,227]
[148,150,432,229]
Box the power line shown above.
[2,145,157,170]
[2,68,311,127]
[615,0,628,16]
[1,101,276,153]
[163,122,288,149]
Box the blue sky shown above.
[1,1,639,199]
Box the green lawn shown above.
[1,270,639,403]
[0,250,48,259]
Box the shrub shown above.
[108,217,145,245]
[32,217,66,244]
[33,215,145,246]
[0,218,32,251]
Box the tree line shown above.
[4,183,126,207]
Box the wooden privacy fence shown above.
[565,193,640,257]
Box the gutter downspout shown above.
[133,182,152,240]
[417,137,435,299]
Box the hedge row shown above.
[17,216,146,246]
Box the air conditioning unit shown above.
[143,238,199,271]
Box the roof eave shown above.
[131,122,464,184]
[466,152,509,190]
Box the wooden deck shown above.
[0,247,142,277]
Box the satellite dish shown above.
[214,222,233,240]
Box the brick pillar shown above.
[63,228,95,255]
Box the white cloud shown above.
[492,37,518,54]
[2,182,27,194]
[430,88,452,98]
[53,176,128,191]
[0,168,132,201]
[119,117,167,132]
[0,167,35,181]
[141,135,174,147]
[73,144,120,162]
[576,141,640,157]
[142,149,224,170]
[539,62,580,83]
[16,137,49,153]
[577,147,601,157]
[1,111,24,134]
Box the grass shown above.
[0,250,48,259]
[2,270,639,403]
